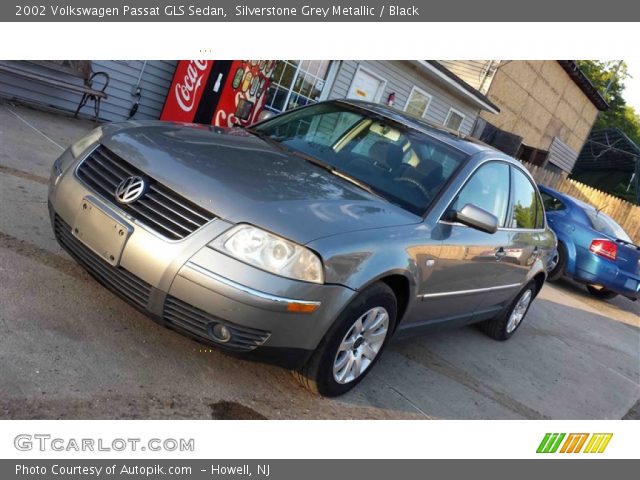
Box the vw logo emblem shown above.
[115,176,147,204]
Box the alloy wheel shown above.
[333,306,389,384]
[506,289,533,333]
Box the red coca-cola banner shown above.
[160,60,213,122]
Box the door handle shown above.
[494,247,507,261]
[532,246,540,257]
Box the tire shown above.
[547,242,567,282]
[586,285,618,300]
[294,282,397,397]
[479,281,537,341]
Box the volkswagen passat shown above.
[48,100,555,396]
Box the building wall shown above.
[480,60,599,156]
[0,60,177,122]
[0,60,486,137]
[328,60,482,135]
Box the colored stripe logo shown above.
[537,433,612,453]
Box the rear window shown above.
[540,191,566,211]
[508,168,539,229]
[584,209,633,243]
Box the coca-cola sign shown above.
[160,60,273,126]
[174,60,208,112]
[160,60,214,122]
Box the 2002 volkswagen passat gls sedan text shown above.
[48,100,556,396]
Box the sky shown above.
[623,59,640,112]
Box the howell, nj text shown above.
[209,464,270,477]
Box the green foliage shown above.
[576,60,640,145]
[513,192,536,229]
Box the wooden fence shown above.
[521,161,640,244]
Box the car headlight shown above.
[70,126,103,158]
[212,225,324,284]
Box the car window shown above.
[450,162,510,225]
[301,110,363,147]
[540,191,566,211]
[535,191,545,229]
[509,168,538,229]
[349,123,411,164]
[252,103,468,216]
[584,209,633,243]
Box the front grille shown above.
[163,295,270,352]
[76,145,215,240]
[54,214,152,309]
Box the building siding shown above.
[0,60,177,122]
[327,60,481,135]
[0,60,486,135]
[437,61,497,94]
[547,136,579,173]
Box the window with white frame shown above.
[264,60,333,113]
[404,86,432,118]
[444,108,465,132]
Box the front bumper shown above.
[48,150,357,367]
[573,248,640,300]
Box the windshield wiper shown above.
[246,127,289,151]
[246,129,384,200]
[329,168,380,197]
[290,150,383,198]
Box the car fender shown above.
[309,230,421,337]
[524,257,549,293]
[307,224,428,300]
[554,230,578,276]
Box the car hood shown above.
[100,121,420,244]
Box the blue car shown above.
[538,185,640,301]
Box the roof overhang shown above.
[557,61,609,111]
[413,60,500,114]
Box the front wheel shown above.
[586,285,618,300]
[294,282,397,397]
[479,281,537,341]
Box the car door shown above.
[474,166,544,319]
[412,161,513,328]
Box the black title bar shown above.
[5,0,640,21]
[4,459,639,479]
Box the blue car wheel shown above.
[547,243,567,282]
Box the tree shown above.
[576,60,640,145]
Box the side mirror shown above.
[451,203,499,234]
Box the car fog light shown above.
[210,323,231,343]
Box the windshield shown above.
[584,209,633,243]
[250,103,468,215]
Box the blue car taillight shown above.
[589,239,617,261]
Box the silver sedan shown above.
[48,100,556,396]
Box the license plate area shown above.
[72,196,132,266]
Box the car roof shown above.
[334,99,495,157]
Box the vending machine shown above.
[160,60,275,127]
